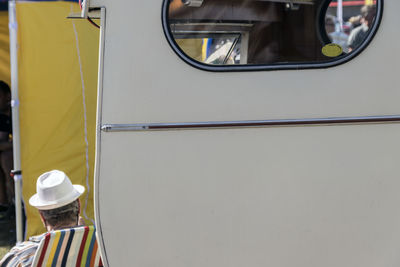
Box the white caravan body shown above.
[87,0,400,266]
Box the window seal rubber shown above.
[161,0,384,72]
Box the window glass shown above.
[165,0,380,68]
[324,1,377,53]
[174,35,242,65]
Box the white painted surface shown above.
[91,0,400,266]
[95,1,397,124]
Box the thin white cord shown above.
[71,5,94,225]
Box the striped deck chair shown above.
[31,225,103,267]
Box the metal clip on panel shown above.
[81,0,90,18]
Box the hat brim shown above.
[29,184,85,210]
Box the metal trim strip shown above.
[101,115,400,132]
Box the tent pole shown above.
[337,0,343,32]
[8,0,23,244]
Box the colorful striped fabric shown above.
[31,226,103,267]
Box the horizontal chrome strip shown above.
[101,115,400,132]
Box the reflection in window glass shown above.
[325,1,376,53]
[166,0,379,67]
[175,35,242,65]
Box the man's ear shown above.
[77,199,81,215]
[38,210,47,228]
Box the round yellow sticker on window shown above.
[322,43,343,58]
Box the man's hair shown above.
[39,199,79,227]
[325,15,335,25]
[0,81,10,96]
[361,5,376,19]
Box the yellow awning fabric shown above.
[16,1,99,238]
[365,0,374,5]
[0,10,10,84]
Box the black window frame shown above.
[161,0,384,72]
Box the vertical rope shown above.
[71,5,94,225]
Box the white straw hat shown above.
[29,170,85,210]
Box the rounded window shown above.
[162,0,382,71]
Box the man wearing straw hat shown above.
[0,170,85,267]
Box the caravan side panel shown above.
[92,1,400,266]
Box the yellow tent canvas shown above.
[16,1,99,238]
[0,10,10,85]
